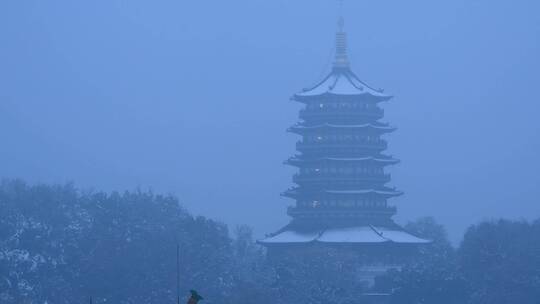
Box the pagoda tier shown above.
[282,186,402,224]
[299,106,384,123]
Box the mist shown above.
[1,0,539,244]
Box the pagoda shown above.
[259,17,428,281]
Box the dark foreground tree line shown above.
[1,179,539,304]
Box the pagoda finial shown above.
[334,1,349,69]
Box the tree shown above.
[374,217,468,304]
[0,180,237,304]
[271,245,368,304]
[225,225,277,304]
[459,219,540,304]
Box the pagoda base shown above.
[259,221,429,285]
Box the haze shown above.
[1,0,539,243]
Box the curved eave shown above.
[282,188,403,199]
[293,92,393,103]
[285,157,400,167]
[325,190,404,197]
[287,123,396,134]
[292,68,393,102]
[258,225,430,245]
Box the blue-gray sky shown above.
[1,0,539,243]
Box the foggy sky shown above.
[1,0,539,243]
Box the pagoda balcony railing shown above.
[293,173,390,184]
[296,140,387,151]
[299,108,384,120]
[287,205,397,218]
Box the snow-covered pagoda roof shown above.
[293,17,392,102]
[258,225,429,245]
[294,68,392,101]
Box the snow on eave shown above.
[293,69,392,101]
[286,156,400,165]
[257,230,321,244]
[293,91,393,102]
[316,226,387,243]
[288,123,396,133]
[325,189,404,197]
[371,226,431,244]
[259,226,430,245]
